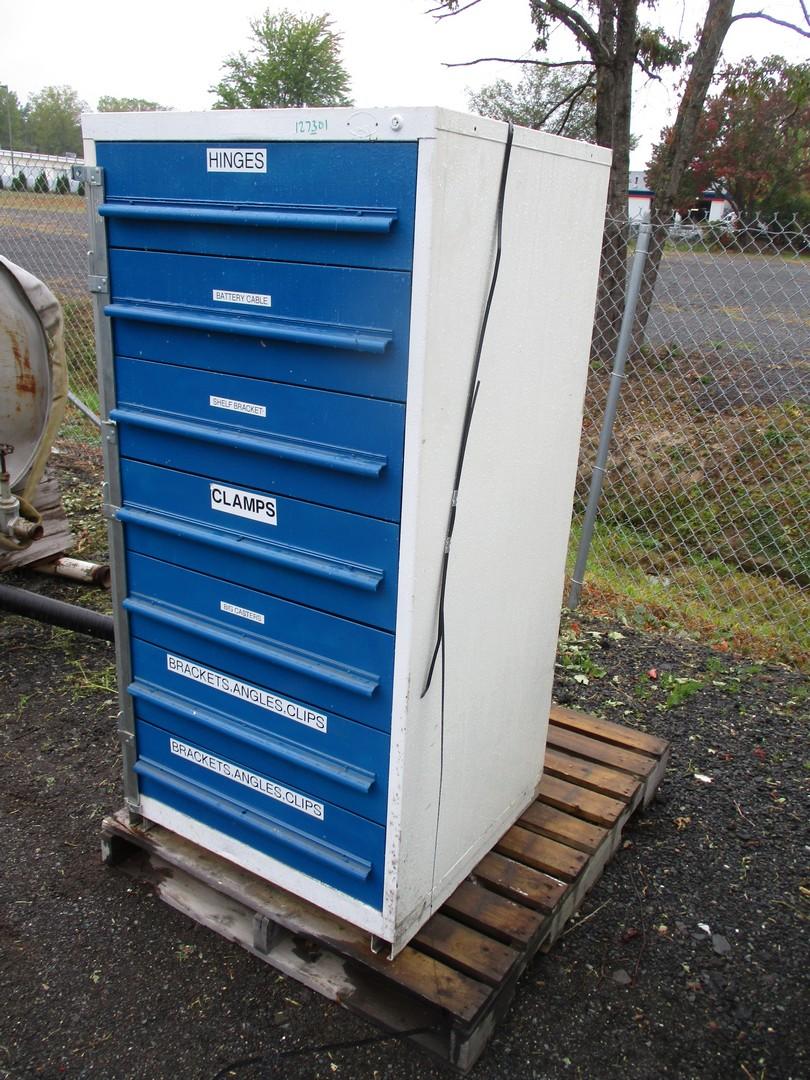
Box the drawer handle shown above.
[111,406,387,478]
[99,200,397,235]
[117,505,385,592]
[129,679,377,794]
[105,302,393,354]
[134,760,374,880]
[123,595,381,697]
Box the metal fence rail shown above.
[0,166,807,665]
[577,214,809,667]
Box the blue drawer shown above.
[96,140,417,271]
[107,249,411,401]
[124,553,395,732]
[113,356,405,520]
[129,638,390,823]
[118,459,399,631]
[134,719,385,909]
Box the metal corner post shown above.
[568,218,651,609]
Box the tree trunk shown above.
[632,0,736,353]
[592,0,637,361]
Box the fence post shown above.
[568,218,652,609]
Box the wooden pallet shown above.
[101,706,669,1073]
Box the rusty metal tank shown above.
[0,256,67,502]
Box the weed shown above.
[659,674,704,709]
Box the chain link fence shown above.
[0,151,98,440]
[576,214,809,668]
[1,160,807,666]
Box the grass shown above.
[0,190,85,213]
[568,519,810,670]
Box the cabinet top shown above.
[81,106,610,167]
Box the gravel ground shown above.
[1,445,807,1080]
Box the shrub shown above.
[54,172,71,195]
[33,170,49,193]
[77,180,85,197]
[10,171,28,191]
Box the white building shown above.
[0,148,82,192]
[628,168,732,222]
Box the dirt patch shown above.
[0,455,807,1080]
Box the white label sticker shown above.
[210,482,276,526]
[209,395,267,418]
[169,738,324,819]
[212,289,272,308]
[166,654,328,732]
[220,600,265,625]
[206,147,267,173]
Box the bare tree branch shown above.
[426,0,483,19]
[552,72,597,134]
[730,10,810,37]
[534,1,611,63]
[801,1,810,28]
[443,55,594,69]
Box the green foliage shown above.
[0,85,26,148]
[10,170,28,191]
[650,56,810,221]
[468,65,595,140]
[97,95,169,112]
[77,180,85,197]
[211,8,352,109]
[25,85,86,156]
[33,169,49,193]
[54,172,71,195]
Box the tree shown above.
[435,1,809,357]
[0,85,26,150]
[210,9,352,109]
[25,85,86,156]
[97,95,170,112]
[468,64,596,140]
[649,55,810,222]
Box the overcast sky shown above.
[2,0,808,169]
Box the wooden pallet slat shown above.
[101,704,670,1073]
[442,880,545,946]
[537,772,630,827]
[518,800,609,854]
[549,704,668,757]
[547,723,657,779]
[496,824,588,882]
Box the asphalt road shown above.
[1,201,808,404]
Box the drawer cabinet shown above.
[84,107,610,953]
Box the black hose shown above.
[0,583,115,642]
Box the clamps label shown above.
[210,482,276,525]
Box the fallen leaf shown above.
[612,969,632,986]
[621,927,640,943]
[674,816,692,830]
[694,773,713,784]
[648,668,658,680]
[753,748,767,762]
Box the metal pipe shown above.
[0,582,114,641]
[68,389,102,427]
[31,555,111,588]
[568,218,652,609]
